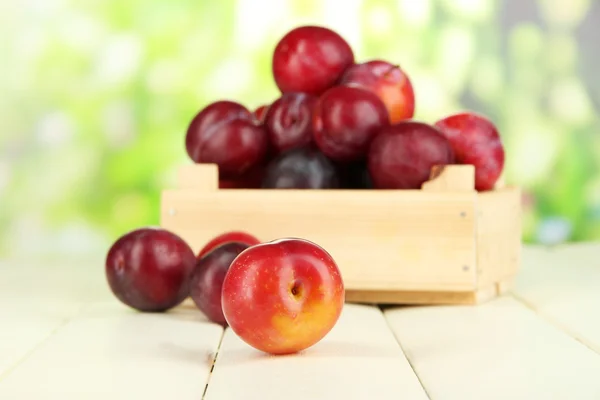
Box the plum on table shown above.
[221,238,345,355]
[190,241,251,325]
[105,227,196,312]
[197,231,260,259]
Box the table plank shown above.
[514,243,600,353]
[0,302,224,399]
[204,304,429,400]
[384,296,600,400]
[0,257,113,305]
[0,259,110,377]
[0,303,85,379]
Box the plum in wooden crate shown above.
[160,163,521,306]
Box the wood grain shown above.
[204,304,429,400]
[176,163,218,191]
[0,302,224,400]
[384,296,600,400]
[0,259,108,378]
[421,164,475,192]
[345,285,497,305]
[161,188,478,292]
[475,187,522,288]
[161,163,522,304]
[513,243,600,354]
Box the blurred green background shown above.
[1,0,599,258]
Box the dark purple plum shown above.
[190,242,250,325]
[313,86,390,162]
[368,121,455,189]
[105,227,196,312]
[185,100,269,178]
[264,92,318,154]
[337,161,373,189]
[262,146,340,189]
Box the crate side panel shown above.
[476,187,522,287]
[161,189,478,292]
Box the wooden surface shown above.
[161,187,479,291]
[476,187,522,288]
[1,243,599,399]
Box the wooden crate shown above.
[160,163,521,305]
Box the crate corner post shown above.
[474,184,522,300]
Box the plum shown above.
[340,60,415,124]
[368,121,455,189]
[434,112,505,191]
[272,26,354,96]
[221,238,345,355]
[190,242,250,325]
[264,92,318,154]
[313,86,390,162]
[185,100,268,178]
[262,146,340,189]
[105,227,196,312]
[197,231,260,259]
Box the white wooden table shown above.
[1,243,599,399]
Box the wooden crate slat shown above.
[345,284,498,305]
[0,302,224,399]
[161,189,478,292]
[384,297,600,399]
[204,304,429,400]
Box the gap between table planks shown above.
[511,242,600,354]
[0,302,224,400]
[382,243,600,400]
[202,303,429,400]
[2,243,599,399]
[200,244,600,400]
[385,296,600,400]
[0,258,107,380]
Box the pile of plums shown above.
[106,227,345,355]
[104,24,508,356]
[185,25,505,192]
